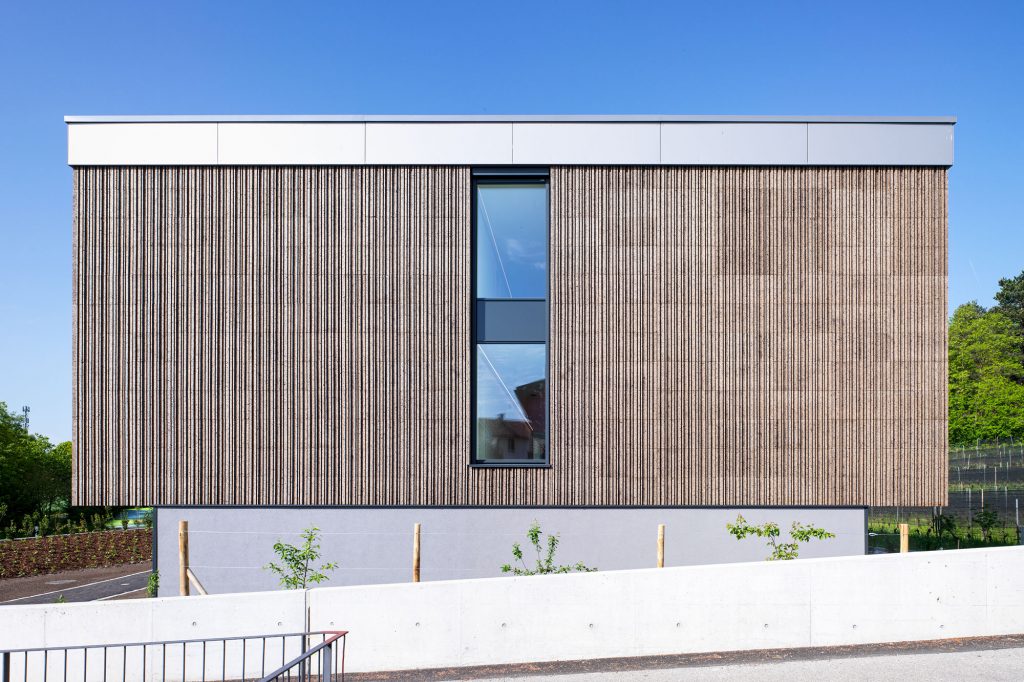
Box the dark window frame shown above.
[470,169,551,468]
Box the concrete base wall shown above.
[4,547,1024,678]
[155,506,865,595]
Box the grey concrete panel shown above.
[476,300,547,342]
[661,123,807,165]
[512,123,661,164]
[808,123,954,166]
[155,507,865,596]
[365,123,512,164]
[67,123,218,165]
[218,123,364,164]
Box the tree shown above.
[264,526,338,589]
[727,515,835,561]
[501,521,597,576]
[948,303,1024,445]
[0,402,69,517]
[994,270,1024,331]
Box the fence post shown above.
[899,523,909,553]
[413,523,421,583]
[3,651,10,682]
[178,520,190,596]
[657,524,665,568]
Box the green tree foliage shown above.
[264,526,339,589]
[727,515,835,561]
[972,505,999,543]
[501,521,597,576]
[948,302,1024,445]
[994,270,1024,331]
[0,401,72,517]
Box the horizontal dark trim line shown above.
[154,504,870,511]
[469,463,553,469]
[68,163,954,170]
[476,297,546,302]
[472,166,549,177]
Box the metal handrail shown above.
[259,631,347,682]
[0,630,343,682]
[0,630,312,655]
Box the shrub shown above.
[146,571,160,598]
[500,521,597,576]
[727,515,835,561]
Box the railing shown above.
[259,631,347,682]
[0,631,345,682]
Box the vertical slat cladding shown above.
[547,166,947,507]
[72,165,947,508]
[72,166,471,506]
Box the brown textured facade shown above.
[72,166,947,507]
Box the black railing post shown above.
[322,643,333,682]
[2,651,10,682]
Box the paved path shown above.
[478,647,1024,680]
[1,563,150,604]
[347,635,1024,681]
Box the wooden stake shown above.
[657,524,665,568]
[178,520,190,596]
[413,523,421,583]
[899,523,909,554]
[186,567,208,596]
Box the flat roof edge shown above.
[63,114,958,124]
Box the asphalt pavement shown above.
[1,568,149,604]
[479,647,1024,681]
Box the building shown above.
[66,115,952,593]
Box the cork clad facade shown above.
[66,116,954,591]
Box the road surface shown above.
[479,647,1024,681]
[1,563,150,604]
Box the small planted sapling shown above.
[264,526,339,589]
[727,515,835,561]
[973,505,999,542]
[501,521,597,576]
[932,512,958,544]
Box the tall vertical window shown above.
[472,170,549,466]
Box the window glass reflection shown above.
[476,184,548,299]
[475,344,546,462]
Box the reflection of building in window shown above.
[477,379,546,460]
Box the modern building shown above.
[67,115,952,594]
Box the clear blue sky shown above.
[1,1,1022,442]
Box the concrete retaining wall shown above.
[2,547,1022,679]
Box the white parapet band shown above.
[65,115,955,167]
